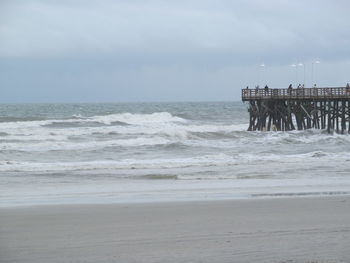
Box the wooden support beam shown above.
[244,96,350,134]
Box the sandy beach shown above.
[1,196,349,263]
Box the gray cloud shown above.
[1,0,350,102]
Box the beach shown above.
[1,196,349,263]
[2,102,350,207]
[1,103,350,262]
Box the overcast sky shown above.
[1,0,350,103]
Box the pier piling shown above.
[242,87,350,133]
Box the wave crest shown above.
[0,112,187,130]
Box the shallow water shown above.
[1,102,350,206]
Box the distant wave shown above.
[90,112,187,125]
[1,124,350,152]
[0,112,187,128]
[0,117,43,123]
[0,136,172,151]
[42,121,110,128]
[0,112,249,150]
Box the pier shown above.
[242,86,350,133]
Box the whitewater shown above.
[1,102,350,207]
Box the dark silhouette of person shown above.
[264,85,269,96]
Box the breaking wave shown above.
[2,103,350,207]
[0,111,250,152]
[0,112,187,129]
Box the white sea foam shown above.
[1,151,349,173]
[91,112,187,125]
[0,115,249,151]
[0,136,172,151]
[1,125,350,152]
[0,122,246,139]
[2,103,350,207]
[0,112,187,129]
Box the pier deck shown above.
[242,87,350,101]
[242,87,350,133]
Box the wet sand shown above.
[1,196,350,263]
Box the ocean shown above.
[1,102,350,207]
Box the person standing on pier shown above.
[255,85,259,96]
[264,85,269,96]
[244,86,249,96]
[297,84,302,95]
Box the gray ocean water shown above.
[1,102,350,206]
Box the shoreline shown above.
[2,191,350,209]
[2,176,350,208]
[1,195,349,263]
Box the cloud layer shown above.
[1,0,350,102]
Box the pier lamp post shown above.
[291,64,297,85]
[298,63,305,86]
[259,63,265,86]
[311,60,320,86]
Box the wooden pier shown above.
[242,86,350,133]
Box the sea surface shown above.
[1,102,350,207]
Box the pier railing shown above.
[242,87,350,101]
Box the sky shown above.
[1,0,350,103]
